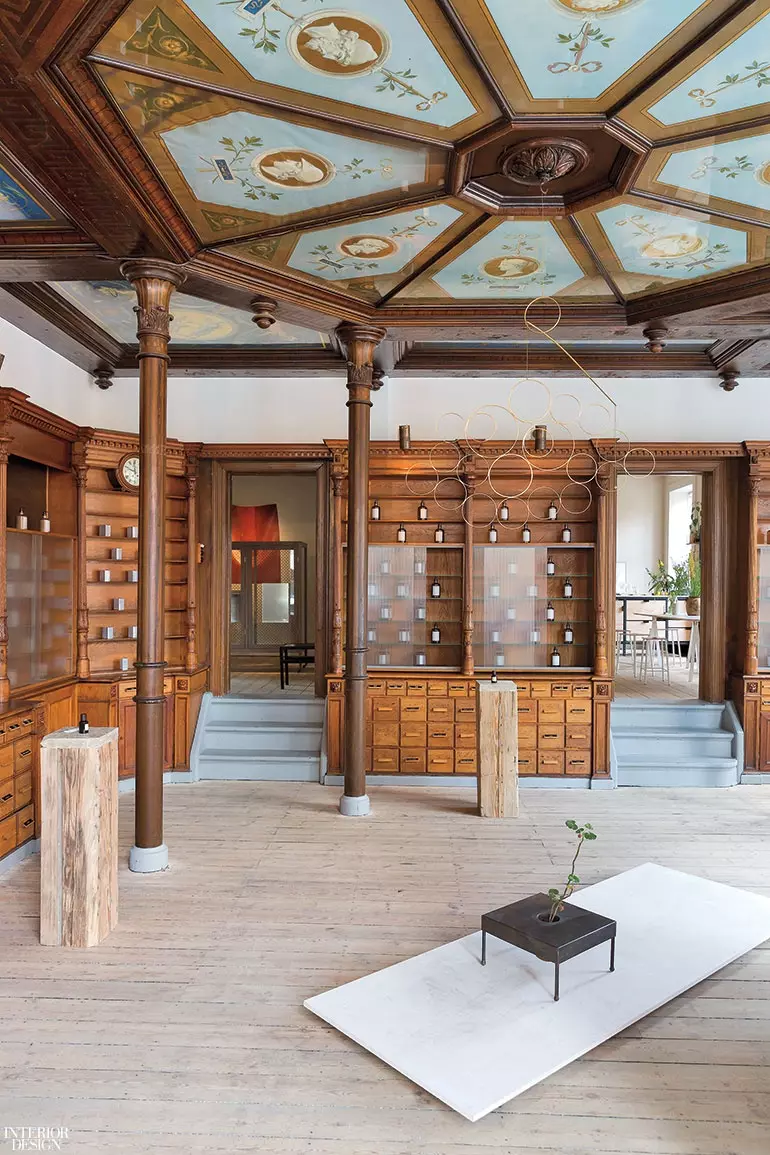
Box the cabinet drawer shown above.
[0,780,14,820]
[368,679,387,696]
[428,700,453,722]
[566,725,591,748]
[538,699,565,723]
[566,703,591,723]
[400,698,427,721]
[372,748,399,772]
[0,813,16,858]
[518,753,536,776]
[373,700,399,722]
[513,681,531,697]
[455,751,477,774]
[0,744,13,782]
[566,751,591,776]
[399,749,427,773]
[427,681,448,696]
[448,682,469,697]
[400,723,426,747]
[406,681,427,697]
[455,701,477,722]
[572,683,592,698]
[427,750,454,774]
[14,739,33,775]
[14,770,32,810]
[550,683,573,699]
[517,700,537,721]
[386,680,407,697]
[518,723,537,749]
[538,725,565,749]
[428,725,453,747]
[119,681,137,700]
[530,681,550,698]
[455,724,476,748]
[17,804,35,844]
[373,723,399,747]
[538,752,565,775]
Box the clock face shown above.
[120,456,140,489]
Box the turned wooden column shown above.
[746,474,760,677]
[338,323,385,816]
[185,447,200,674]
[121,259,186,872]
[594,461,616,680]
[462,464,476,677]
[0,410,11,705]
[72,437,91,679]
[330,448,346,677]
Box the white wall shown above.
[3,314,770,444]
[616,475,666,594]
[231,473,317,633]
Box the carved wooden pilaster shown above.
[747,474,761,677]
[593,461,616,681]
[72,437,91,679]
[330,447,347,677]
[0,410,11,704]
[121,259,186,868]
[337,323,386,811]
[185,447,201,674]
[461,464,476,677]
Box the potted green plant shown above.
[646,560,690,616]
[546,819,597,922]
[686,553,701,616]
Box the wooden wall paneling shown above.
[315,462,329,699]
[701,462,729,702]
[195,459,212,672]
[591,681,612,780]
[594,463,615,682]
[0,400,11,705]
[185,448,200,674]
[329,450,345,677]
[745,472,760,677]
[209,460,229,697]
[462,466,475,677]
[72,439,90,677]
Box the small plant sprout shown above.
[547,819,597,923]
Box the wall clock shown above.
[111,453,140,493]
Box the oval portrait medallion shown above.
[755,161,770,187]
[552,0,641,13]
[288,10,391,77]
[171,310,235,342]
[338,235,399,260]
[253,149,336,189]
[482,255,541,279]
[640,234,704,261]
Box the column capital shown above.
[120,259,188,289]
[337,323,387,362]
[120,260,186,344]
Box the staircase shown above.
[193,696,324,781]
[611,701,740,788]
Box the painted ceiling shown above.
[5,0,770,345]
[49,281,326,344]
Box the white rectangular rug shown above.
[304,864,770,1121]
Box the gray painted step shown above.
[611,702,725,730]
[194,695,323,781]
[613,728,734,757]
[611,699,739,788]
[618,760,738,788]
[197,749,320,782]
[208,697,323,725]
[202,720,322,753]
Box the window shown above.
[667,484,693,571]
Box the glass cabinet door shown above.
[473,546,546,669]
[366,545,462,669]
[759,547,770,669]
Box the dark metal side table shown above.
[481,893,616,1002]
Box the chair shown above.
[688,621,700,683]
[639,623,670,685]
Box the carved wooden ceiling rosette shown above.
[0,0,768,379]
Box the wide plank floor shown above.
[2,782,770,1154]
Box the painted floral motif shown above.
[219,1,447,112]
[200,134,386,202]
[614,213,732,273]
[460,235,556,290]
[549,22,613,74]
[688,60,770,110]
[307,209,438,274]
[125,8,220,71]
[124,80,206,127]
[690,154,754,181]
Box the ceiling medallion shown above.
[501,138,591,187]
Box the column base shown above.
[129,843,169,873]
[339,794,371,817]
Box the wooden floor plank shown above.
[1,781,769,1153]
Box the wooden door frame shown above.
[209,458,329,697]
[613,451,739,704]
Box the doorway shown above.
[614,473,702,702]
[220,468,325,698]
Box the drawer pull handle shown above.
[22,718,32,725]
[8,723,19,730]
[19,749,31,758]
[543,732,558,739]
[1,793,12,802]
[22,817,34,828]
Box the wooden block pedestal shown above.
[476,680,518,818]
[40,726,119,947]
